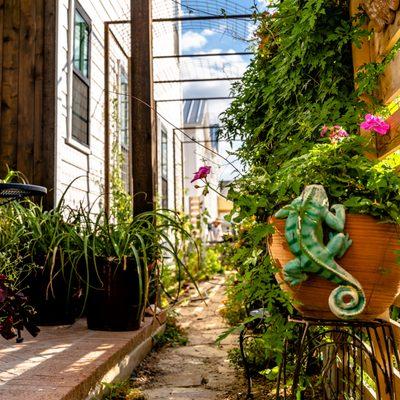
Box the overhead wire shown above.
[107,89,243,176]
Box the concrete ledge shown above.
[0,313,166,400]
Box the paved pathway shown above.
[137,275,244,400]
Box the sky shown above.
[178,0,267,180]
[152,0,268,181]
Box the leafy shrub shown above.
[218,0,400,380]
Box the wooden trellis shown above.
[352,0,400,157]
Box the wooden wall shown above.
[351,0,400,158]
[0,0,56,208]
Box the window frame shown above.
[69,1,92,150]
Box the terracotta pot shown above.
[268,214,400,320]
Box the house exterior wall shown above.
[54,0,182,213]
[0,0,181,212]
[55,0,131,212]
[153,0,183,211]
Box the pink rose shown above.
[191,166,211,183]
[360,114,390,136]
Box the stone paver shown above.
[139,275,244,400]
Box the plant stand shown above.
[276,316,400,400]
[239,309,271,399]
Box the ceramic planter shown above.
[86,257,148,331]
[268,214,400,320]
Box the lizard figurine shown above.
[274,184,365,319]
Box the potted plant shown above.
[14,199,82,325]
[0,173,82,326]
[71,206,193,331]
[267,121,400,320]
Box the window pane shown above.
[161,131,168,179]
[120,71,129,148]
[161,131,168,208]
[74,11,89,77]
[72,73,89,145]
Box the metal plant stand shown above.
[0,182,47,342]
[239,309,271,398]
[276,316,400,400]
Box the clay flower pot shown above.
[268,214,400,320]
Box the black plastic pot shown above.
[27,263,79,326]
[86,257,148,331]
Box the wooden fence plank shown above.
[0,0,20,174]
[33,0,44,185]
[17,0,37,180]
[39,0,56,208]
[0,0,4,128]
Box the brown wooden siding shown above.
[0,0,56,208]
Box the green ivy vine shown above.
[219,0,400,372]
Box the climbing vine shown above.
[219,0,400,374]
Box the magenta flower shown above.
[191,166,211,183]
[360,114,390,136]
[320,125,328,137]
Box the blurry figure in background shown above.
[207,221,213,243]
[210,219,223,243]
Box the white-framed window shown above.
[71,2,91,146]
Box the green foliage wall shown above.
[219,0,400,371]
[222,0,367,172]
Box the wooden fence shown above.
[351,0,400,158]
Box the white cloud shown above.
[201,29,216,37]
[181,31,207,51]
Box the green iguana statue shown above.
[275,184,365,319]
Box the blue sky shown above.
[177,0,267,179]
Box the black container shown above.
[27,264,79,326]
[86,257,148,331]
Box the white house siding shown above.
[55,0,130,211]
[55,0,182,213]
[153,0,183,211]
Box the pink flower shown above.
[360,114,390,136]
[191,166,211,183]
[320,125,328,137]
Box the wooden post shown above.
[130,0,157,215]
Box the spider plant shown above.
[65,203,197,331]
[7,180,84,325]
